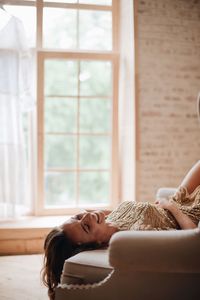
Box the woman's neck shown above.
[106,223,119,242]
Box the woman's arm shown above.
[180,160,200,194]
[155,199,197,229]
[155,160,200,229]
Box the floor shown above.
[0,254,48,300]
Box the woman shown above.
[42,160,200,300]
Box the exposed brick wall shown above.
[136,0,200,202]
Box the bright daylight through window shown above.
[2,0,119,215]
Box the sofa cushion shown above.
[61,248,112,285]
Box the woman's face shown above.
[61,212,117,245]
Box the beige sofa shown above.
[56,189,200,300]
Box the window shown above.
[3,0,120,215]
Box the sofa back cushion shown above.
[61,248,112,285]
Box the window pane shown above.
[45,172,76,206]
[4,5,36,47]
[45,98,77,133]
[43,8,112,50]
[80,61,112,96]
[79,10,112,50]
[80,98,111,133]
[43,0,111,4]
[45,60,78,96]
[45,135,76,168]
[79,136,111,169]
[44,0,77,2]
[79,0,112,5]
[79,172,110,205]
[43,8,77,49]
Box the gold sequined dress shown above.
[106,186,200,231]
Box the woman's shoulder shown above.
[107,201,135,219]
[116,201,136,210]
[172,185,200,205]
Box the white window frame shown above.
[2,0,120,216]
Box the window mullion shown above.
[77,60,81,207]
[112,0,120,51]
[76,8,80,208]
[38,50,117,60]
[43,2,112,11]
[36,0,43,49]
[37,52,45,215]
[0,0,35,6]
[45,132,111,136]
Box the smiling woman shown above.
[42,210,115,300]
[42,153,200,300]
[62,211,118,245]
[42,171,200,300]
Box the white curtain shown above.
[118,0,135,202]
[0,13,34,219]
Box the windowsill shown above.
[0,215,72,229]
[0,215,73,255]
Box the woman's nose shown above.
[82,212,91,222]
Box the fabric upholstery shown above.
[56,188,200,300]
[57,227,200,300]
[61,249,112,284]
[109,228,200,273]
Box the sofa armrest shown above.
[109,228,200,273]
[156,187,177,200]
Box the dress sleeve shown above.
[180,204,200,225]
[169,186,190,205]
[171,186,200,225]
[106,201,132,222]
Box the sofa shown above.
[55,188,200,300]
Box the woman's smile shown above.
[61,212,117,245]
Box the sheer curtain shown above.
[118,0,135,202]
[0,11,34,219]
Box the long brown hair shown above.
[42,227,79,300]
[42,227,102,300]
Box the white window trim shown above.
[37,51,119,216]
[2,0,120,216]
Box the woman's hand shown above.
[155,198,197,229]
[155,198,175,211]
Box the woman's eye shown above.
[73,215,80,221]
[74,213,84,220]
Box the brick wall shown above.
[136,0,200,202]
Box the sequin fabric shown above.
[106,186,200,231]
